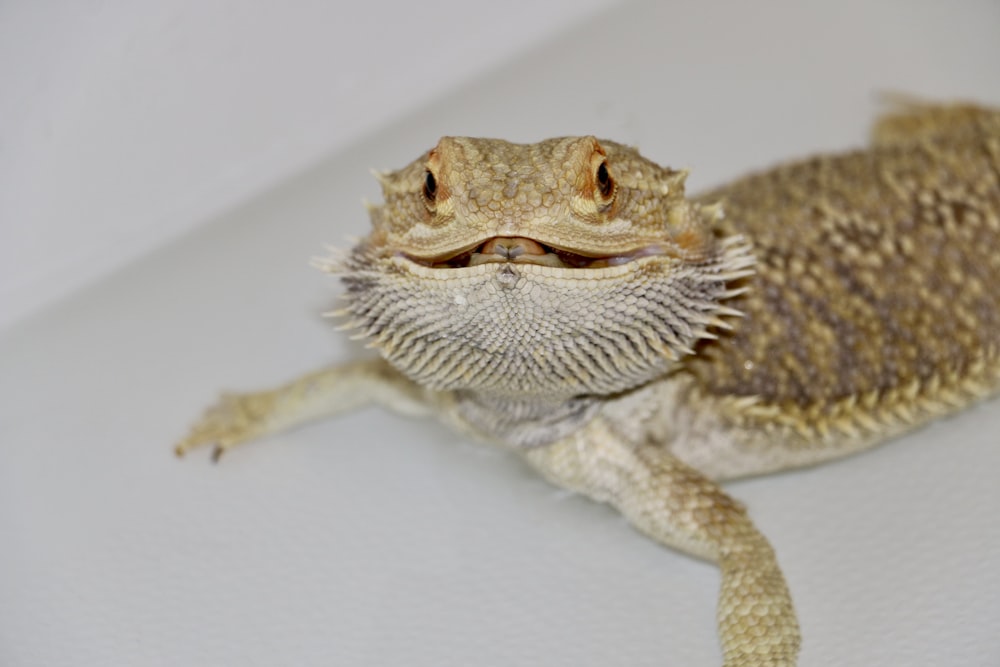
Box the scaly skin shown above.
[175,102,1000,666]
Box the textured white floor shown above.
[2,2,999,665]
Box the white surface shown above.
[0,0,617,332]
[3,1,1000,666]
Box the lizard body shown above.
[176,102,1000,666]
[679,103,1000,479]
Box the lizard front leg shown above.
[523,417,800,667]
[175,357,434,460]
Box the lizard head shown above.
[328,137,753,399]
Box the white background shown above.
[3,2,1000,666]
[0,0,616,331]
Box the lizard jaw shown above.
[411,236,668,270]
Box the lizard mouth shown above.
[410,236,667,270]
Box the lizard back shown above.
[688,106,1000,440]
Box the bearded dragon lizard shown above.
[175,102,1000,666]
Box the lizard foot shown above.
[174,390,276,461]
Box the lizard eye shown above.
[595,160,615,202]
[423,169,438,204]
